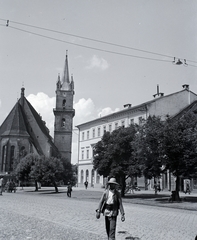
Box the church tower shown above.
[53,53,75,162]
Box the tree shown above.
[162,112,197,200]
[15,154,64,192]
[61,158,77,186]
[15,153,40,190]
[93,125,137,196]
[38,156,64,193]
[133,116,164,181]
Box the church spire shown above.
[61,51,70,90]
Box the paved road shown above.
[0,188,197,240]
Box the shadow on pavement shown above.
[124,193,167,199]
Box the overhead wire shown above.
[6,25,172,63]
[1,18,197,67]
[0,18,173,59]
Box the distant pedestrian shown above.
[67,182,72,197]
[0,178,3,195]
[185,181,190,194]
[96,177,125,240]
[157,181,161,192]
[84,181,88,189]
[153,181,158,194]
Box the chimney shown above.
[124,104,132,108]
[182,84,189,90]
[153,85,164,98]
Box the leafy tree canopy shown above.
[163,112,197,178]
[93,125,137,196]
[132,116,165,179]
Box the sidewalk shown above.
[15,186,197,211]
[123,189,197,211]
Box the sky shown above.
[0,0,197,164]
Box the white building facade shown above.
[76,85,197,189]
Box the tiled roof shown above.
[172,100,197,120]
[0,102,29,137]
[0,95,59,157]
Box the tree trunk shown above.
[120,175,126,197]
[53,181,59,193]
[174,175,181,201]
[35,180,38,191]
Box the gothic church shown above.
[0,54,74,174]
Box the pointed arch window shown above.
[20,146,26,157]
[10,146,15,171]
[62,118,66,127]
[1,145,7,172]
[62,99,66,109]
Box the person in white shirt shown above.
[96,177,125,240]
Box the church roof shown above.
[0,101,29,137]
[0,89,59,157]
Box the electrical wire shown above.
[7,25,172,63]
[0,18,173,59]
[1,18,197,67]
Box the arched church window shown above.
[62,99,66,109]
[10,146,15,171]
[20,146,27,157]
[62,118,66,127]
[1,145,7,172]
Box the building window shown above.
[86,169,89,181]
[20,146,27,157]
[92,129,95,138]
[1,145,6,172]
[81,170,84,183]
[10,146,15,171]
[91,169,94,187]
[62,118,65,127]
[96,173,100,184]
[115,122,118,129]
[109,124,112,132]
[98,127,100,137]
[122,120,125,127]
[103,126,106,134]
[62,99,66,108]
[130,119,134,125]
[87,149,89,159]
[87,131,89,139]
[82,150,84,160]
[82,132,85,141]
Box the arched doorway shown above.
[86,169,89,181]
[81,170,84,184]
[91,169,94,187]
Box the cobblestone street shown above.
[0,187,197,240]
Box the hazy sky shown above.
[0,0,197,164]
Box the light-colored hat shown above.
[107,178,119,185]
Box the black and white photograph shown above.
[0,1,197,239]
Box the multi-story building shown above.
[76,84,197,189]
